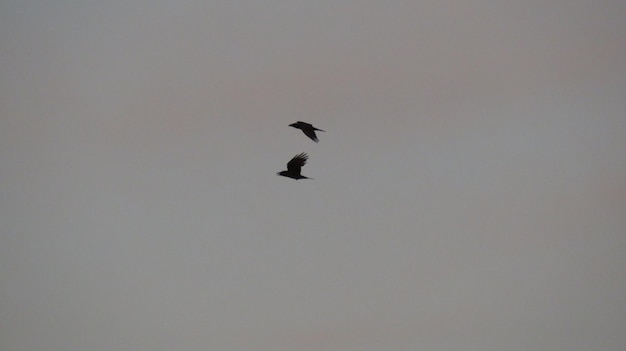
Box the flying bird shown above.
[277,153,311,180]
[289,121,325,142]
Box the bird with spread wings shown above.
[276,153,311,180]
[289,121,325,142]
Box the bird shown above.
[289,121,325,142]
[277,153,311,180]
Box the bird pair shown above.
[276,121,324,180]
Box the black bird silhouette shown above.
[289,121,325,142]
[277,153,311,180]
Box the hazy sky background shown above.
[1,1,625,350]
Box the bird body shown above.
[277,153,311,179]
[289,121,325,142]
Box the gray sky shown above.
[1,1,625,350]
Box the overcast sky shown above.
[1,1,625,350]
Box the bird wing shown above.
[287,153,308,173]
[302,128,319,142]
